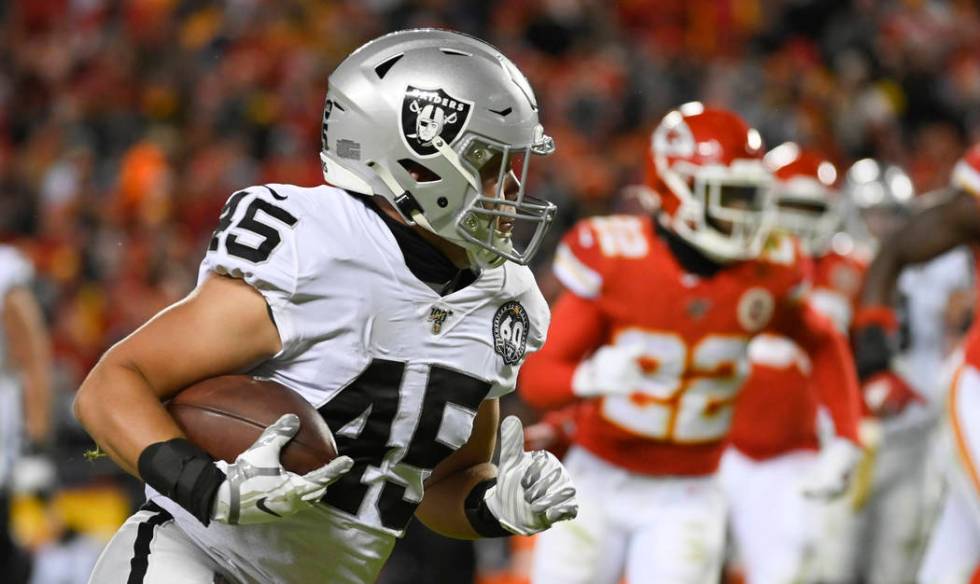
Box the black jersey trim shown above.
[127,506,173,584]
[356,193,476,293]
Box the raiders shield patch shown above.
[401,86,473,157]
[492,301,530,365]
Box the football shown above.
[166,375,337,475]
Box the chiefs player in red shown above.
[720,143,864,583]
[518,103,861,584]
[857,144,980,584]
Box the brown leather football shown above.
[166,375,337,475]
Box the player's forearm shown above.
[19,316,53,444]
[806,328,861,443]
[4,288,53,443]
[415,461,497,539]
[74,356,185,477]
[813,351,862,443]
[518,356,578,410]
[22,360,52,444]
[860,247,903,308]
[863,189,979,307]
[785,305,861,442]
[519,291,607,410]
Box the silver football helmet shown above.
[841,158,915,246]
[320,29,556,269]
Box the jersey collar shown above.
[654,216,724,279]
[359,194,478,294]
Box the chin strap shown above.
[431,136,482,192]
[366,160,439,233]
[367,147,508,269]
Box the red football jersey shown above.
[730,251,866,460]
[519,215,860,476]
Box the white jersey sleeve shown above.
[487,264,551,398]
[0,245,34,298]
[198,185,303,355]
[896,246,974,398]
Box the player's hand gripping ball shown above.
[211,414,353,525]
[166,375,353,524]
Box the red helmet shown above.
[646,103,773,261]
[764,142,841,255]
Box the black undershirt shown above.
[359,195,477,295]
[653,216,725,278]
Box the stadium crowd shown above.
[1,0,979,582]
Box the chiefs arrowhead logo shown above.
[737,287,775,333]
[401,86,473,157]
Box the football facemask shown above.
[668,160,775,262]
[764,143,842,255]
[774,197,833,251]
[452,136,556,268]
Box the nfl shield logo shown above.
[401,86,473,157]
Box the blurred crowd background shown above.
[1,0,979,582]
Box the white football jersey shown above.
[149,184,549,584]
[0,245,34,487]
[895,246,973,401]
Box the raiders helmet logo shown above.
[401,86,473,157]
[492,301,530,365]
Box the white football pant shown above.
[811,412,936,584]
[531,446,726,584]
[719,448,821,584]
[88,504,225,583]
[918,364,980,584]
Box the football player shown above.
[720,144,863,584]
[0,244,53,584]
[856,144,980,584]
[818,160,973,584]
[518,103,860,584]
[75,29,578,584]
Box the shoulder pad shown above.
[553,215,651,298]
[200,185,304,297]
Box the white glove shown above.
[212,414,354,525]
[801,437,863,500]
[484,416,578,536]
[571,344,647,397]
[11,454,57,495]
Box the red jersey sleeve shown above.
[772,298,862,444]
[518,291,609,411]
[552,219,609,299]
[810,252,867,332]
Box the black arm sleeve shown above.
[137,438,226,526]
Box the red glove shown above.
[861,371,925,418]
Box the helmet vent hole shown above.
[439,48,471,57]
[437,197,449,208]
[489,106,512,117]
[398,159,441,183]
[374,54,404,79]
